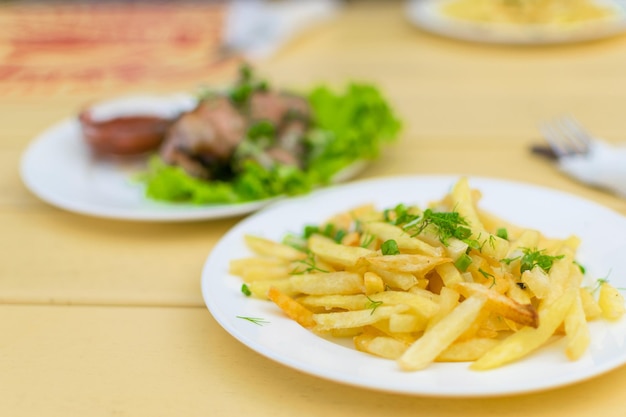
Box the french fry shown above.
[247,279,297,299]
[598,282,626,320]
[579,287,603,320]
[521,268,551,299]
[360,221,443,257]
[436,338,500,362]
[300,290,439,318]
[290,271,364,295]
[541,247,575,306]
[367,265,417,290]
[398,294,487,371]
[267,286,316,328]
[471,287,577,370]
[229,257,286,275]
[365,254,451,275]
[369,290,440,318]
[363,271,385,294]
[454,281,539,328]
[355,334,409,359]
[564,289,590,360]
[308,234,376,267]
[244,235,307,261]
[313,305,409,332]
[240,265,292,281]
[389,313,429,333]
[425,286,460,330]
[506,274,532,305]
[435,262,463,287]
[297,294,370,311]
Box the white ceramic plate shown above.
[406,0,626,45]
[19,117,280,221]
[19,103,368,222]
[202,175,626,397]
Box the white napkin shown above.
[223,0,342,60]
[558,139,626,198]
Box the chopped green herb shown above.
[381,239,400,255]
[365,295,383,315]
[383,204,420,226]
[290,252,328,274]
[299,223,347,243]
[496,227,509,240]
[241,284,252,297]
[574,260,586,274]
[465,238,483,252]
[360,233,376,248]
[334,229,347,243]
[236,316,270,326]
[403,208,471,246]
[520,248,564,274]
[500,255,520,265]
[303,225,319,239]
[454,253,473,272]
[590,277,610,294]
[478,268,496,287]
[282,233,307,252]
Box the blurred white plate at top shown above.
[406,0,626,44]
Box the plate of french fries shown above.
[201,175,626,397]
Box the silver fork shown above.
[537,115,594,159]
[533,116,626,198]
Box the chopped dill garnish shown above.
[383,204,420,225]
[301,223,348,243]
[365,295,383,315]
[574,260,586,274]
[496,227,508,240]
[290,251,329,274]
[500,255,520,265]
[403,209,472,246]
[236,316,270,326]
[519,248,564,274]
[590,277,610,294]
[478,268,496,287]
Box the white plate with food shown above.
[20,67,400,222]
[202,175,626,397]
[19,116,283,221]
[406,0,626,45]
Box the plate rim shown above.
[201,174,626,397]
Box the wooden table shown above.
[2,2,626,416]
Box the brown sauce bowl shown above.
[79,110,174,156]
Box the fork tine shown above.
[539,121,570,158]
[539,116,593,158]
[559,116,592,154]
